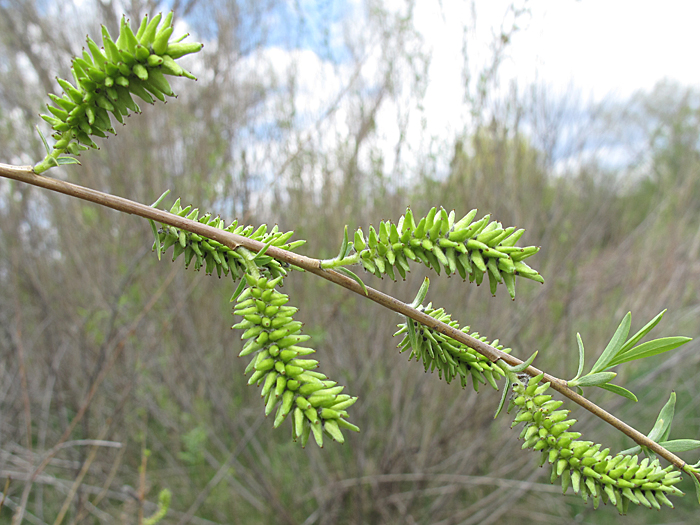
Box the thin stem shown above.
[237,247,261,279]
[1,162,697,483]
[320,253,360,269]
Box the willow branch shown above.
[1,162,696,481]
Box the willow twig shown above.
[0,162,696,483]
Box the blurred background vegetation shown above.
[1,0,700,523]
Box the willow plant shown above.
[1,10,699,519]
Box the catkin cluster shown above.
[234,275,359,447]
[35,12,203,173]
[394,304,509,391]
[354,207,542,298]
[155,199,305,280]
[511,374,683,513]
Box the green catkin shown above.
[510,377,684,513]
[233,274,359,447]
[35,13,203,173]
[353,207,543,299]
[153,199,305,280]
[152,203,689,503]
[394,303,509,391]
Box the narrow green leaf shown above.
[659,439,700,453]
[56,156,81,165]
[148,190,171,262]
[254,255,274,265]
[647,418,667,444]
[660,407,676,442]
[149,221,162,260]
[253,239,275,261]
[336,267,368,296]
[591,312,630,373]
[607,337,691,367]
[647,392,675,443]
[36,125,51,154]
[598,383,638,402]
[229,277,247,302]
[169,197,182,213]
[410,278,430,308]
[336,225,350,260]
[617,310,666,357]
[569,371,617,388]
[504,350,538,373]
[684,464,700,505]
[618,444,642,456]
[571,332,585,381]
[494,375,512,419]
[150,189,171,209]
[407,317,419,357]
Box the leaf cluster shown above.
[569,310,691,401]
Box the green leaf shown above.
[148,189,171,262]
[659,439,700,453]
[336,267,368,296]
[569,371,617,388]
[336,225,350,260]
[410,278,430,308]
[494,374,513,419]
[591,312,630,373]
[607,337,691,367]
[684,464,700,505]
[253,239,275,261]
[617,310,666,356]
[571,332,585,381]
[618,444,642,456]
[407,317,419,357]
[229,277,247,302]
[169,197,182,213]
[56,156,81,165]
[150,189,171,209]
[504,350,538,373]
[150,222,162,260]
[598,383,638,402]
[254,255,274,265]
[36,125,51,154]
[647,392,676,443]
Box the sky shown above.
[38,0,696,179]
[366,0,700,175]
[406,0,700,129]
[174,0,700,182]
[458,0,700,101]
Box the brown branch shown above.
[1,162,697,485]
[12,289,33,455]
[0,477,10,513]
[52,429,112,525]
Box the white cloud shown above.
[503,0,700,100]
[208,0,700,190]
